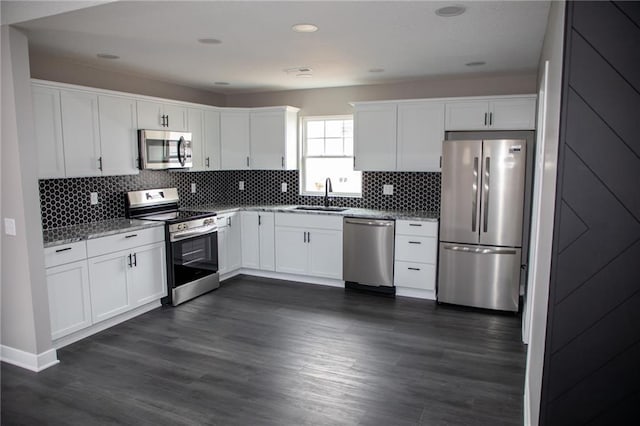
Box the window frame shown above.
[299,115,362,198]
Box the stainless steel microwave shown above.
[138,130,193,169]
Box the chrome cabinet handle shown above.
[258,215,261,226]
[489,112,493,126]
[55,247,72,253]
[472,156,479,232]
[484,112,487,126]
[408,267,421,271]
[206,157,210,168]
[246,156,250,167]
[133,252,137,267]
[307,232,310,243]
[483,157,490,233]
[408,241,421,244]
[127,253,132,267]
[227,217,231,227]
[408,223,422,227]
[303,232,306,243]
[125,234,138,239]
[281,156,284,168]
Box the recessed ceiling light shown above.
[96,53,119,60]
[198,38,222,45]
[214,82,230,86]
[285,66,313,75]
[292,23,318,33]
[435,5,466,17]
[466,61,486,67]
[296,73,313,78]
[369,68,385,73]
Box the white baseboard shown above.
[1,346,59,372]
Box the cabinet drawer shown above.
[394,261,435,290]
[216,215,229,229]
[395,235,436,263]
[44,241,87,268]
[395,220,438,237]
[275,212,343,230]
[87,226,164,258]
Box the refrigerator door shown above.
[479,139,527,247]
[439,140,483,245]
[438,243,521,311]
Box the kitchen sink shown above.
[294,206,349,212]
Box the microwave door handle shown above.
[177,136,186,167]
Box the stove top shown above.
[139,210,216,224]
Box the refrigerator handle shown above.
[472,157,479,232]
[442,245,517,255]
[483,156,491,233]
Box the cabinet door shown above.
[258,212,275,271]
[136,100,164,129]
[88,251,131,323]
[227,213,243,271]
[353,103,397,171]
[489,98,536,130]
[187,108,205,170]
[98,95,139,176]
[308,229,343,279]
[130,242,167,306]
[203,109,221,170]
[217,226,229,274]
[445,101,490,131]
[60,90,102,177]
[275,227,308,275]
[397,101,445,171]
[163,104,187,131]
[241,211,260,268]
[46,260,92,340]
[32,85,65,178]
[220,110,250,170]
[250,110,285,170]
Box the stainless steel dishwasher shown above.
[343,217,395,294]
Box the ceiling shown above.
[11,1,551,94]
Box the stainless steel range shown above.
[125,188,219,306]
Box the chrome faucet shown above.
[324,177,333,207]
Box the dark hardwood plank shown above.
[2,275,526,425]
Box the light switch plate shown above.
[281,182,287,192]
[4,218,16,236]
[191,183,197,193]
[383,184,394,195]
[90,192,99,205]
[239,181,245,190]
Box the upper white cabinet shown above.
[137,100,187,131]
[32,85,65,179]
[445,96,536,131]
[353,103,397,171]
[203,109,222,170]
[250,106,299,170]
[98,95,139,176]
[353,100,445,172]
[187,108,205,170]
[221,109,251,170]
[59,90,102,177]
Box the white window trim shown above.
[299,115,362,198]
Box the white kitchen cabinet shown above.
[203,109,221,170]
[217,212,242,275]
[394,219,438,298]
[187,108,205,170]
[353,103,397,171]
[397,101,445,171]
[46,260,92,340]
[240,211,275,270]
[88,250,131,323]
[274,213,343,280]
[32,85,65,178]
[129,242,167,306]
[445,96,536,131]
[221,109,251,170]
[60,90,102,177]
[98,95,139,175]
[137,100,187,131]
[250,107,299,170]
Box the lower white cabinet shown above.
[217,212,242,275]
[274,213,343,280]
[393,220,438,298]
[240,211,275,270]
[46,260,92,340]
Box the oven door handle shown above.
[170,224,217,242]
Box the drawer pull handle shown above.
[55,247,72,253]
[408,267,421,271]
[125,234,138,239]
[408,241,422,244]
[408,223,422,227]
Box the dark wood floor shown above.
[2,275,526,425]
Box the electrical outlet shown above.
[90,192,99,205]
[4,218,16,236]
[281,182,287,192]
[383,184,394,195]
[239,181,245,191]
[191,183,197,193]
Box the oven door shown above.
[139,130,193,169]
[168,228,219,306]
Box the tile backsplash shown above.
[39,170,440,229]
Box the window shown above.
[301,116,362,196]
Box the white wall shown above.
[1,26,57,369]
[524,2,565,425]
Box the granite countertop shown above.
[43,218,164,248]
[184,204,439,222]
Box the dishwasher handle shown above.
[344,218,395,227]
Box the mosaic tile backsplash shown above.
[39,170,441,229]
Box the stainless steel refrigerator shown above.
[438,138,528,312]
